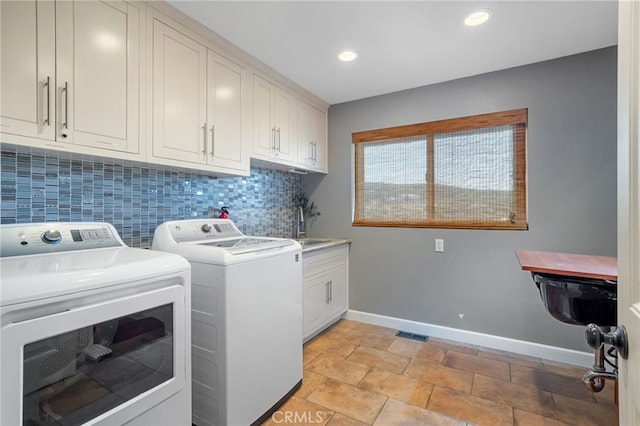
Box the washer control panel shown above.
[0,222,124,257]
[166,219,243,243]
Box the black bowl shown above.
[532,272,617,326]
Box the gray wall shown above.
[302,47,617,352]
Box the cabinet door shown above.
[0,0,55,140]
[251,74,295,164]
[56,0,140,153]
[297,99,327,172]
[303,275,330,337]
[273,88,295,162]
[326,266,348,319]
[207,51,249,173]
[310,106,327,172]
[252,75,276,159]
[151,19,207,164]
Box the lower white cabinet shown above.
[303,244,349,341]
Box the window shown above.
[353,108,527,230]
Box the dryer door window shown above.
[1,284,186,426]
[22,304,174,426]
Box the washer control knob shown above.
[201,224,212,233]
[41,229,62,244]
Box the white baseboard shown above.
[345,309,594,367]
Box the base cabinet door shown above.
[325,266,348,320]
[302,245,349,341]
[303,275,331,337]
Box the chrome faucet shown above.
[296,205,306,239]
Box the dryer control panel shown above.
[0,222,124,257]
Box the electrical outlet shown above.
[435,238,444,252]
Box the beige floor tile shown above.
[414,343,447,364]
[347,346,411,374]
[404,358,473,393]
[333,319,366,330]
[426,338,479,356]
[444,350,510,381]
[304,347,322,366]
[373,398,466,426]
[510,364,596,402]
[359,367,434,408]
[477,348,545,370]
[472,374,557,419]
[322,324,363,344]
[553,393,619,426]
[357,323,397,336]
[296,370,328,399]
[306,353,371,386]
[386,338,424,358]
[326,413,369,426]
[427,385,514,426]
[514,409,572,426]
[306,334,359,357]
[307,378,388,424]
[262,396,333,426]
[543,360,592,380]
[355,328,397,350]
[294,320,612,426]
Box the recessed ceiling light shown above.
[338,51,358,62]
[464,9,492,26]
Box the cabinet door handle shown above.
[272,127,276,152]
[60,82,69,138]
[276,127,281,152]
[43,76,50,126]
[325,281,330,304]
[210,125,215,158]
[329,279,333,302]
[202,123,208,161]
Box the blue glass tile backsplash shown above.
[1,144,302,248]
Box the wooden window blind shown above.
[352,108,527,230]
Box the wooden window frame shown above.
[352,108,528,230]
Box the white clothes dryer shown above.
[0,222,192,426]
[152,219,302,426]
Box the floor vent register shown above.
[395,331,429,342]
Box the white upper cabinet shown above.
[207,51,249,172]
[0,0,142,156]
[252,74,295,164]
[150,15,249,176]
[2,1,326,174]
[297,98,328,173]
[151,20,207,164]
[1,0,55,140]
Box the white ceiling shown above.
[167,1,618,105]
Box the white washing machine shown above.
[152,219,302,426]
[0,222,192,426]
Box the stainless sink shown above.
[294,238,333,247]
